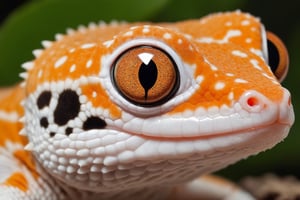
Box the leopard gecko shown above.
[0,11,294,200]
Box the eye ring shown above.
[266,31,289,82]
[111,45,180,107]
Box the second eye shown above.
[112,46,179,107]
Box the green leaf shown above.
[0,0,170,85]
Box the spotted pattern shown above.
[65,127,73,136]
[83,116,107,130]
[39,117,49,128]
[37,91,51,109]
[53,89,80,126]
[35,87,107,138]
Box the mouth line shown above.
[105,119,290,142]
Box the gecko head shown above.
[21,11,294,193]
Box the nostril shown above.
[240,91,266,113]
[247,96,260,107]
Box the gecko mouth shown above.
[114,89,294,140]
[107,117,292,145]
[129,122,290,142]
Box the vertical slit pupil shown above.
[138,60,158,100]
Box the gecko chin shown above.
[37,121,291,193]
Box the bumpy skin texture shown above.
[0,11,294,199]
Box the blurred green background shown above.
[0,0,299,180]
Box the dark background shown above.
[0,0,299,180]
[0,1,28,23]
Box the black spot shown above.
[138,60,158,100]
[37,91,52,109]
[65,127,73,136]
[54,89,80,126]
[40,117,49,128]
[83,117,106,130]
[49,132,56,137]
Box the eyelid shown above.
[261,25,269,62]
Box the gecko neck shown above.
[35,162,173,200]
[58,182,172,200]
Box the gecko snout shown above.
[239,89,294,126]
[278,88,294,126]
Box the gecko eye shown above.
[266,31,289,82]
[112,46,179,106]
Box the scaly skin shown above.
[0,11,294,199]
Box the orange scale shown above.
[170,79,233,114]
[3,172,28,192]
[175,13,263,50]
[61,48,102,78]
[204,86,232,104]
[229,31,262,50]
[27,47,106,94]
[0,86,24,115]
[80,83,121,119]
[173,45,198,66]
[0,121,26,147]
[14,150,39,180]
